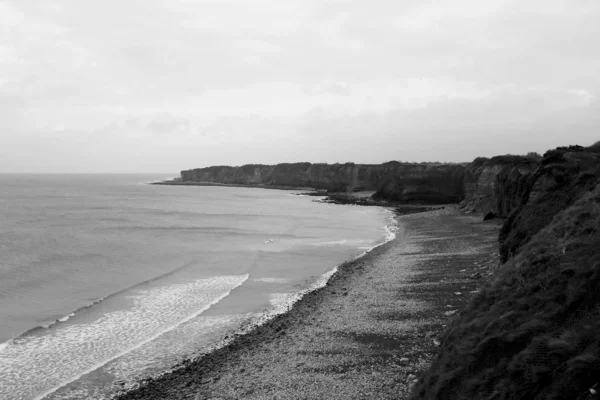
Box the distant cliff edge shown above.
[179,162,466,204]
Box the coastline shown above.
[151,180,316,191]
[117,206,501,400]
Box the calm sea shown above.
[0,174,394,400]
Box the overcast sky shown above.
[1,0,599,173]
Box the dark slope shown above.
[411,144,600,400]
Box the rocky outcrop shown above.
[460,155,539,216]
[180,162,466,205]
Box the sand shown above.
[118,206,501,400]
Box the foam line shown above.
[32,274,248,400]
[14,260,207,340]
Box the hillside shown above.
[411,143,600,399]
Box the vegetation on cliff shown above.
[411,144,600,400]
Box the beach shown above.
[118,206,501,400]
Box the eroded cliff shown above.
[460,155,539,217]
[180,162,466,204]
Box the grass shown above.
[412,145,600,400]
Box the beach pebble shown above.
[444,309,458,316]
[469,272,482,279]
[433,339,441,347]
[459,269,467,272]
[454,292,462,296]
[408,374,417,380]
[399,357,410,364]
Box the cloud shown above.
[146,115,190,135]
[1,0,599,172]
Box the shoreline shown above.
[117,206,501,400]
[114,206,398,398]
[151,180,316,191]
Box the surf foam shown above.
[0,275,248,400]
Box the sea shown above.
[0,174,395,400]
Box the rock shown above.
[444,310,458,316]
[454,292,462,296]
[399,357,410,364]
[469,272,482,280]
[433,339,441,347]
[483,211,497,220]
[408,381,418,392]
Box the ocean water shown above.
[0,174,394,400]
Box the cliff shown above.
[411,143,600,400]
[460,155,539,217]
[180,162,466,204]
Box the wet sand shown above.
[118,206,500,400]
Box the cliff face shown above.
[499,146,600,262]
[460,155,539,216]
[181,162,466,204]
[411,144,600,400]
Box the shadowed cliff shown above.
[460,155,539,217]
[411,143,600,400]
[180,162,466,205]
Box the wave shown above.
[0,339,10,353]
[252,277,290,283]
[11,259,212,342]
[32,274,249,400]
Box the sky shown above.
[1,0,599,173]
